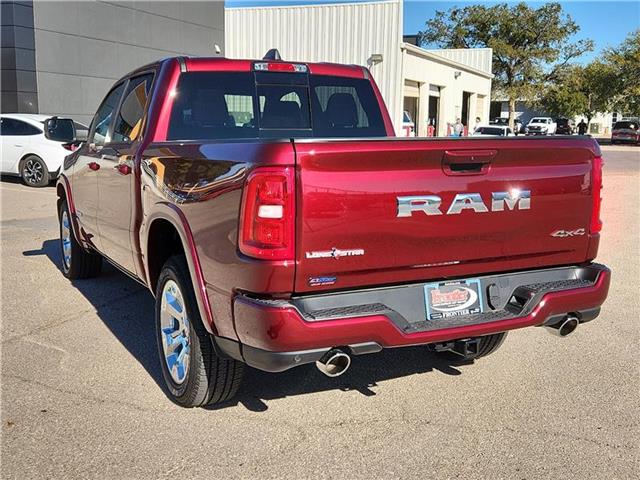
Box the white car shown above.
[0,114,84,187]
[472,125,516,137]
[525,117,557,136]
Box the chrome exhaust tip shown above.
[316,349,351,377]
[545,315,579,337]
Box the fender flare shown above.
[143,203,217,335]
[56,175,83,244]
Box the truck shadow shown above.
[25,239,474,413]
[217,350,470,412]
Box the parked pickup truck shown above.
[525,117,557,135]
[57,54,611,407]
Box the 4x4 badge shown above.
[551,228,586,238]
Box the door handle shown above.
[442,149,496,175]
[88,162,100,171]
[13,144,23,147]
[114,163,132,175]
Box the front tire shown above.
[155,255,244,408]
[21,155,50,187]
[59,200,102,279]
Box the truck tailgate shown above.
[293,137,599,293]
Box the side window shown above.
[0,118,41,136]
[168,72,259,141]
[90,82,125,146]
[112,73,154,143]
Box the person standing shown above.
[577,119,588,135]
[453,118,464,136]
[514,118,523,135]
[427,118,435,137]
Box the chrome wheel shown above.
[23,158,44,185]
[160,280,190,384]
[61,210,72,271]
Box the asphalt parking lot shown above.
[1,144,638,479]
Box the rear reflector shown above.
[239,167,295,260]
[254,62,307,73]
[590,156,603,234]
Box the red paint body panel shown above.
[234,268,610,352]
[148,59,181,143]
[294,137,600,293]
[137,141,297,338]
[185,58,254,72]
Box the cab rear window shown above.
[167,72,386,141]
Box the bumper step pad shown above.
[297,274,599,334]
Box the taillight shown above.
[62,143,77,152]
[590,156,603,234]
[239,167,295,260]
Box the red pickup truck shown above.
[57,55,611,407]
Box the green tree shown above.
[418,2,593,128]
[603,30,640,114]
[537,62,613,126]
[579,62,616,125]
[536,66,588,118]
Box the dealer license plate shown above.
[424,278,484,321]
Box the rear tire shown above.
[21,155,50,187]
[59,200,102,279]
[155,255,244,408]
[434,332,507,362]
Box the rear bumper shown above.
[222,264,610,372]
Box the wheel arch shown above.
[56,175,83,243]
[18,152,43,177]
[144,205,217,335]
[146,218,185,293]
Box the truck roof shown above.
[119,56,368,83]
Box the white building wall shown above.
[423,48,492,75]
[402,44,492,136]
[225,0,404,132]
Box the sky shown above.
[226,0,640,64]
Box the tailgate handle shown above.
[442,149,496,175]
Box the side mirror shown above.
[44,116,76,143]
